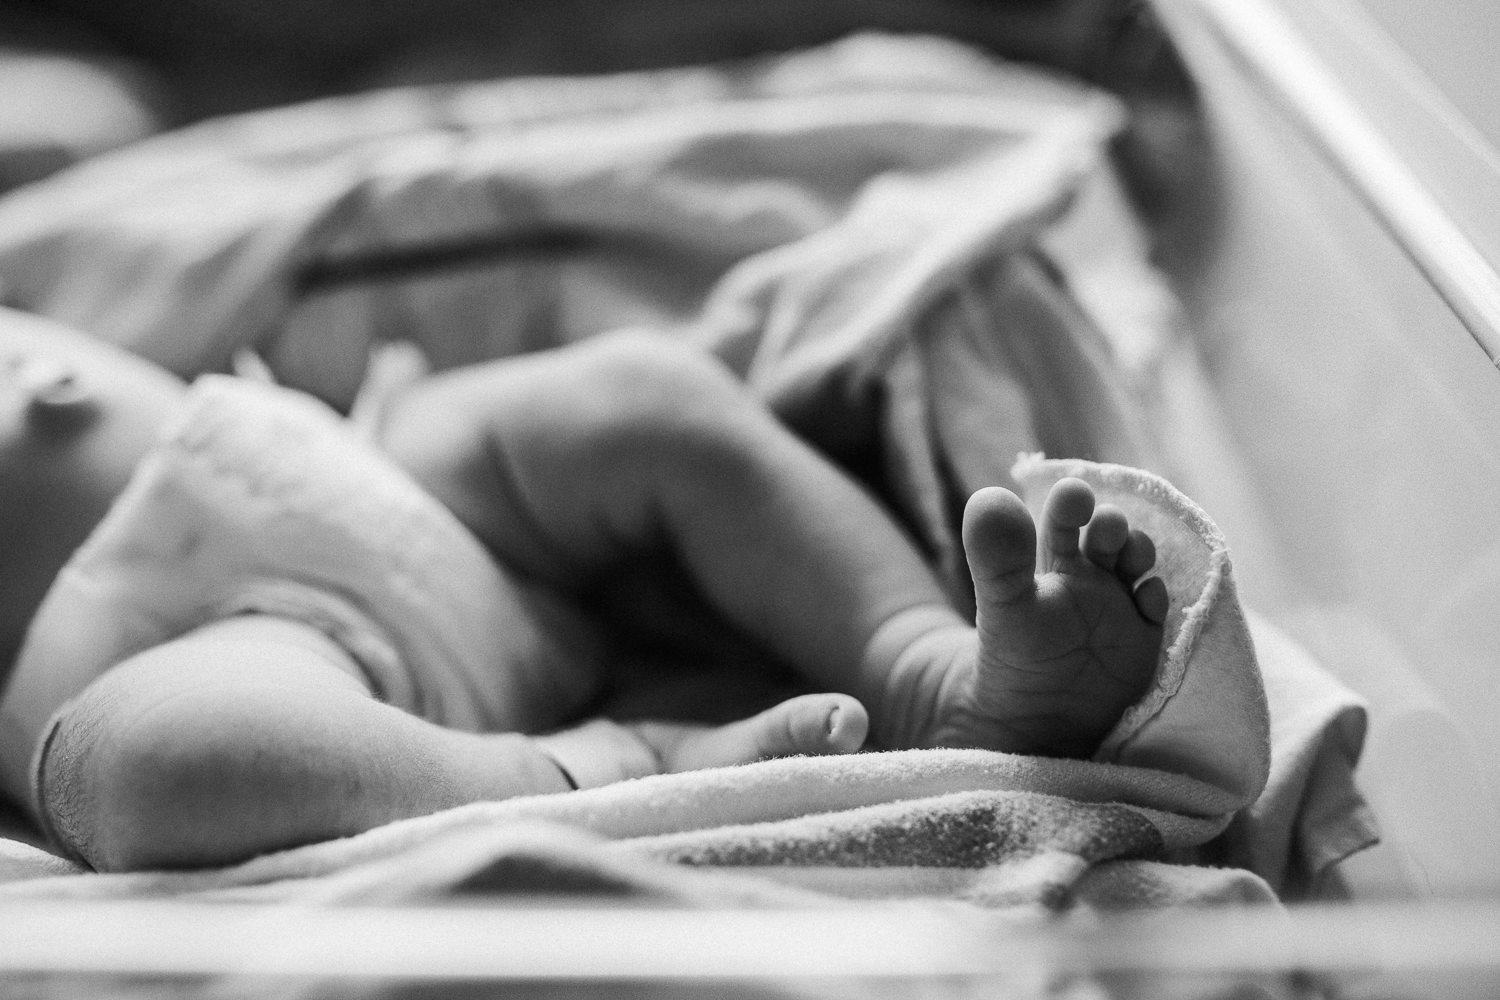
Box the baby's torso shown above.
[0,375,599,809]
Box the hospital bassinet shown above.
[1,0,1498,995]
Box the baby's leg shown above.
[382,333,1163,759]
[910,480,1167,757]
[42,614,868,869]
[381,333,955,741]
[646,477,1164,761]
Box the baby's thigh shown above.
[380,333,768,575]
[483,331,760,454]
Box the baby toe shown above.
[1117,528,1157,583]
[1082,505,1130,570]
[1041,478,1095,560]
[962,486,1039,603]
[1133,576,1170,625]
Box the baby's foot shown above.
[629,693,870,773]
[931,479,1167,757]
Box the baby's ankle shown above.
[858,606,973,749]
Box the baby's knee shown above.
[577,330,730,389]
[571,331,756,436]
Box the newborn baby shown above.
[0,311,1166,870]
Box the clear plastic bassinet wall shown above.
[1140,0,1500,898]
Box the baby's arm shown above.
[39,615,570,869]
[40,614,864,871]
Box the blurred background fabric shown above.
[0,0,1193,194]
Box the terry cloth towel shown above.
[0,761,1277,912]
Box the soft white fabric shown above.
[0,750,1268,910]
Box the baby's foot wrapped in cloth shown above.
[1010,454,1271,805]
[926,475,1170,759]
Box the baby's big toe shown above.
[962,486,1040,604]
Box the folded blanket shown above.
[0,763,1273,912]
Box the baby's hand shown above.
[534,695,868,789]
[627,693,869,774]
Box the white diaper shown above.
[3,375,601,819]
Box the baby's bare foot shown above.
[931,479,1166,757]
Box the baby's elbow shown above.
[43,698,269,872]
